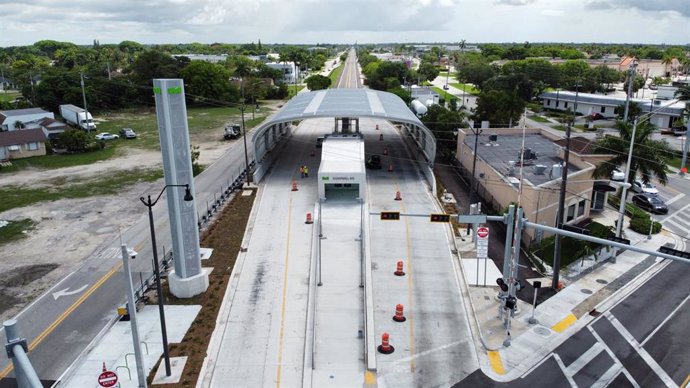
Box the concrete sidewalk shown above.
[458,211,680,381]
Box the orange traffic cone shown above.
[305,212,313,224]
[378,332,394,354]
[379,133,384,141]
[388,164,394,172]
[394,190,402,201]
[292,181,298,191]
[393,304,406,322]
[394,260,405,276]
[383,148,388,156]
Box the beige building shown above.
[455,128,614,246]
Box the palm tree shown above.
[592,120,675,190]
[676,85,690,102]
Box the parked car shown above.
[120,128,137,139]
[588,112,605,121]
[224,124,241,140]
[95,132,119,140]
[611,169,625,181]
[632,193,668,214]
[631,179,659,195]
[366,154,382,169]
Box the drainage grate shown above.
[580,288,593,294]
[596,279,609,284]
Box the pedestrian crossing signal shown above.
[380,212,400,220]
[430,214,451,223]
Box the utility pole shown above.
[468,126,483,211]
[681,110,690,176]
[552,84,579,290]
[121,244,148,388]
[80,72,92,133]
[623,61,638,122]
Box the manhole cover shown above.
[533,327,552,337]
[596,279,609,284]
[581,288,593,294]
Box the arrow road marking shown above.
[52,284,88,300]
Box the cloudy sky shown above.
[0,0,688,47]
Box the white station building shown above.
[318,134,366,201]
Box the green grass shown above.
[0,219,36,245]
[0,168,163,212]
[287,85,306,98]
[328,64,345,88]
[552,125,567,131]
[0,91,20,103]
[532,221,612,268]
[529,115,550,123]
[431,86,455,103]
[0,147,118,174]
[450,83,479,94]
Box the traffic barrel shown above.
[383,147,388,156]
[292,181,298,191]
[379,134,383,141]
[377,332,394,354]
[393,304,406,322]
[376,124,379,130]
[388,164,394,172]
[305,212,313,224]
[394,190,402,201]
[394,260,405,276]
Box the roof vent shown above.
[551,163,563,179]
[534,165,547,175]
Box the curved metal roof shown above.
[251,89,436,179]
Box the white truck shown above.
[59,104,96,131]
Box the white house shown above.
[0,108,55,132]
[265,62,299,83]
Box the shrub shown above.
[630,216,662,234]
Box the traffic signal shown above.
[430,214,451,223]
[505,296,517,310]
[658,246,690,259]
[496,278,508,292]
[380,211,401,221]
[606,236,631,245]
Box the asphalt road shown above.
[336,48,360,89]
[0,120,259,383]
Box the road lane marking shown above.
[0,261,123,379]
[666,193,685,206]
[588,326,641,388]
[551,313,577,333]
[552,353,578,387]
[640,291,690,347]
[275,196,293,388]
[52,284,89,300]
[487,351,505,375]
[363,370,377,387]
[403,200,416,374]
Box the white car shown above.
[95,132,119,140]
[631,179,659,195]
[611,169,625,181]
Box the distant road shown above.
[336,48,360,89]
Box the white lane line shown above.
[666,193,686,206]
[640,291,690,347]
[565,342,604,376]
[552,353,578,387]
[592,366,626,388]
[665,201,690,221]
[605,312,676,387]
[588,326,641,388]
[663,219,690,237]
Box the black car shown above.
[366,154,382,169]
[632,193,668,214]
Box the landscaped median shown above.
[328,63,344,87]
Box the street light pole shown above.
[80,72,92,133]
[623,61,638,122]
[140,184,194,377]
[468,127,483,211]
[240,81,252,185]
[121,244,148,388]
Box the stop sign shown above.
[477,227,489,239]
[98,371,118,387]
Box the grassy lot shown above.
[431,86,455,103]
[529,115,550,123]
[329,64,344,87]
[0,147,118,174]
[0,168,163,212]
[287,85,306,98]
[450,83,480,94]
[0,219,36,246]
[0,91,20,103]
[552,124,567,131]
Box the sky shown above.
[0,0,688,47]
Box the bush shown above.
[630,216,662,234]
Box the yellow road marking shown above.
[487,351,505,375]
[680,373,690,388]
[0,261,123,379]
[275,196,293,387]
[364,370,377,387]
[551,313,577,333]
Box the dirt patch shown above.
[0,264,59,315]
[146,188,256,387]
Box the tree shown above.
[57,128,90,152]
[456,60,495,89]
[305,74,331,91]
[181,61,237,104]
[417,62,440,82]
[623,74,645,97]
[592,120,675,188]
[473,90,525,126]
[616,102,643,122]
[421,104,467,162]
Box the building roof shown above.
[539,91,686,115]
[0,108,51,121]
[553,136,595,155]
[465,132,580,187]
[38,117,68,129]
[0,128,47,147]
[319,135,365,174]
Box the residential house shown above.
[0,108,55,132]
[0,128,48,161]
[265,62,299,84]
[455,128,616,245]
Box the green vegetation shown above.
[431,86,454,104]
[450,83,479,94]
[532,221,613,268]
[529,115,550,123]
[328,64,344,87]
[305,74,331,91]
[287,84,306,98]
[0,91,20,103]
[0,168,163,212]
[0,219,36,245]
[552,125,567,131]
[607,195,662,235]
[0,147,117,174]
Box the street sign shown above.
[477,227,489,239]
[458,214,487,224]
[476,227,489,258]
[98,371,118,387]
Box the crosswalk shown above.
[661,198,690,251]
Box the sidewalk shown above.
[457,211,680,381]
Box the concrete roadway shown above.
[0,122,259,384]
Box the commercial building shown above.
[455,128,615,245]
[265,62,299,84]
[538,91,686,129]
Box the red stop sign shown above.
[477,227,489,239]
[98,371,118,387]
